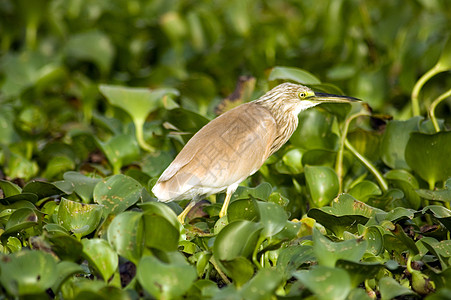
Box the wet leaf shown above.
[93,174,142,215]
[305,165,339,207]
[57,198,103,238]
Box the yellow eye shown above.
[299,92,306,99]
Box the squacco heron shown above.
[152,82,359,223]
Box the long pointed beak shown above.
[311,92,360,103]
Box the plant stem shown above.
[411,64,445,116]
[336,111,370,193]
[134,119,155,152]
[429,88,451,132]
[344,139,388,193]
[210,256,231,284]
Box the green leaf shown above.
[138,201,183,233]
[385,169,421,209]
[305,165,339,207]
[52,261,85,294]
[93,174,142,215]
[82,239,118,282]
[313,228,367,267]
[378,277,416,300]
[422,205,451,231]
[221,257,254,287]
[96,133,140,174]
[137,254,196,299]
[63,171,102,203]
[348,180,382,203]
[107,211,144,264]
[240,268,284,300]
[294,266,352,300]
[257,201,288,237]
[268,66,321,84]
[142,214,180,252]
[276,245,315,278]
[227,198,259,222]
[57,198,103,238]
[23,180,68,199]
[0,250,58,296]
[405,131,451,187]
[336,260,385,287]
[3,207,40,236]
[0,179,22,197]
[213,220,263,261]
[380,117,421,170]
[65,30,115,75]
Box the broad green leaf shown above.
[419,237,451,269]
[308,194,383,236]
[107,211,144,264]
[96,133,140,174]
[0,179,21,197]
[257,201,288,237]
[240,268,284,300]
[360,225,384,255]
[65,30,115,75]
[385,169,421,209]
[405,131,451,187]
[305,165,339,207]
[230,182,273,202]
[348,180,382,203]
[99,85,179,151]
[138,201,183,233]
[3,207,40,236]
[378,277,416,300]
[63,171,102,203]
[57,198,103,238]
[227,198,259,222]
[276,245,315,278]
[313,228,367,267]
[268,66,321,84]
[291,109,338,150]
[82,238,118,282]
[336,260,385,287]
[137,254,196,299]
[301,149,336,168]
[142,214,180,252]
[0,250,58,296]
[221,257,254,287]
[213,220,263,261]
[380,117,421,170]
[294,266,352,300]
[93,174,142,215]
[23,180,68,199]
[52,261,85,294]
[422,205,451,231]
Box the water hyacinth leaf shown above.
[336,260,385,287]
[294,266,352,300]
[227,198,259,222]
[308,194,382,236]
[416,186,451,203]
[348,180,382,203]
[0,192,39,205]
[302,149,336,168]
[137,255,196,299]
[0,179,21,197]
[96,133,140,174]
[99,85,179,151]
[65,30,115,75]
[52,261,85,293]
[82,238,118,282]
[380,117,421,170]
[139,201,183,233]
[213,220,263,261]
[420,238,451,269]
[276,245,315,278]
[142,214,180,252]
[257,201,288,237]
[385,169,421,209]
[305,165,339,207]
[422,205,451,231]
[405,131,451,187]
[240,268,284,300]
[63,171,102,203]
[379,277,416,300]
[57,198,103,238]
[268,66,321,84]
[3,207,41,236]
[360,225,384,255]
[291,109,338,150]
[313,228,367,267]
[93,174,142,215]
[22,180,68,199]
[230,182,272,202]
[279,148,304,174]
[0,250,58,296]
[107,211,144,264]
[221,257,254,287]
[347,128,381,162]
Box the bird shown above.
[152,82,360,224]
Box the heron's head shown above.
[255,82,360,117]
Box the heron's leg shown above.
[219,184,238,218]
[177,201,196,224]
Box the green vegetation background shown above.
[1,0,451,299]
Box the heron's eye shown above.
[299,92,306,99]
